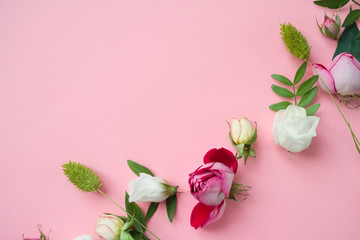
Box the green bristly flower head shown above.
[62,161,102,192]
[280,23,311,61]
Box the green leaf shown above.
[121,231,136,240]
[298,87,318,107]
[296,75,319,96]
[269,101,292,111]
[271,85,294,98]
[333,23,360,62]
[144,202,159,223]
[243,149,250,165]
[122,215,135,231]
[306,103,321,116]
[271,74,293,86]
[235,144,245,159]
[166,195,177,223]
[357,31,360,39]
[250,146,256,157]
[294,62,307,85]
[127,160,154,177]
[313,0,349,9]
[125,192,146,233]
[342,9,360,27]
[132,233,143,240]
[142,235,150,240]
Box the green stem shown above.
[293,84,297,105]
[308,60,360,154]
[351,0,360,7]
[97,189,160,240]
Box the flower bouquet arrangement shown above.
[269,0,360,154]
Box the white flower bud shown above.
[128,173,176,202]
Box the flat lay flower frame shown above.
[6,0,360,239]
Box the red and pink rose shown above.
[189,148,238,229]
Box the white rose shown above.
[94,214,124,240]
[273,105,319,153]
[128,173,177,202]
[73,235,93,240]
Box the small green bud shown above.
[62,161,102,192]
[280,23,311,61]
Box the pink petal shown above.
[220,169,235,197]
[312,63,337,94]
[190,201,226,229]
[203,148,238,173]
[330,52,360,95]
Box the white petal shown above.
[231,119,241,143]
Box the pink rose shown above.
[313,52,360,96]
[190,200,226,229]
[189,148,237,206]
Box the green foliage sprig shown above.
[269,62,320,116]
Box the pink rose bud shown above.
[190,200,226,229]
[94,214,124,240]
[313,52,360,97]
[189,148,237,206]
[317,13,340,40]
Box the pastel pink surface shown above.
[1,1,360,239]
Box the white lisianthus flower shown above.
[273,105,319,153]
[73,235,93,240]
[128,173,177,202]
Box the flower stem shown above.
[293,84,298,105]
[307,60,360,154]
[351,0,360,7]
[97,189,160,240]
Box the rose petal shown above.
[190,201,226,229]
[312,63,336,94]
[330,52,360,95]
[203,148,238,173]
[231,119,241,143]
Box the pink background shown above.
[1,1,360,239]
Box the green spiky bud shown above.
[62,161,102,192]
[280,23,311,61]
